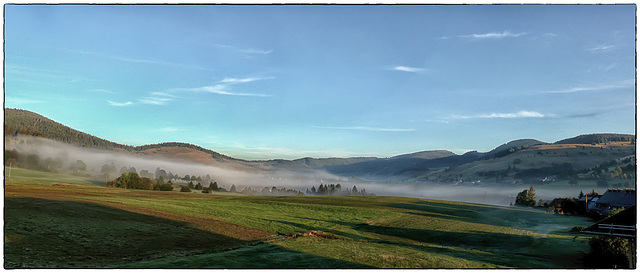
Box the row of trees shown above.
[305,183,372,196]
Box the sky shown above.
[4,4,637,160]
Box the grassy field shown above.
[5,167,595,268]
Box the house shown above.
[592,189,636,216]
[578,194,601,211]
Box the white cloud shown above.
[107,100,134,107]
[392,66,426,73]
[543,79,634,94]
[219,76,274,84]
[139,97,172,105]
[188,85,272,97]
[175,76,274,97]
[313,126,416,132]
[212,44,273,55]
[459,31,526,39]
[452,111,547,119]
[587,44,615,53]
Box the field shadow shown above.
[4,197,366,269]
[387,200,587,235]
[353,221,585,268]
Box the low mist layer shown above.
[5,136,619,205]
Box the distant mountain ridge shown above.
[4,108,636,182]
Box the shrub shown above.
[180,186,192,192]
[154,183,173,191]
[584,236,632,268]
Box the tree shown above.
[188,181,195,189]
[155,168,167,180]
[116,171,143,189]
[515,186,536,207]
[310,186,317,195]
[195,183,203,190]
[230,184,237,193]
[209,181,219,191]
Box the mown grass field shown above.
[5,167,595,268]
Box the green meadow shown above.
[5,167,594,268]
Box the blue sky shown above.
[5,5,636,160]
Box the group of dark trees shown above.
[305,183,372,196]
[586,158,636,180]
[106,172,174,191]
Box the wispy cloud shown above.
[313,126,416,132]
[452,111,547,119]
[111,56,210,70]
[139,97,172,105]
[62,48,210,71]
[587,44,615,53]
[5,97,43,105]
[184,84,273,97]
[459,31,527,39]
[392,66,427,73]
[219,76,274,84]
[542,79,634,94]
[107,100,134,107]
[212,44,273,55]
[176,76,274,97]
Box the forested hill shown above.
[4,108,133,151]
[555,134,635,145]
[4,109,233,161]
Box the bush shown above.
[180,186,192,192]
[584,236,633,268]
[154,183,173,191]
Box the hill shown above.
[555,134,635,145]
[4,108,132,151]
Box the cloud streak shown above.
[212,44,273,55]
[313,126,416,132]
[107,100,134,107]
[176,76,274,97]
[185,85,273,97]
[459,31,526,39]
[392,66,427,73]
[587,44,615,53]
[542,79,634,94]
[452,111,547,119]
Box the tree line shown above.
[305,183,373,196]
